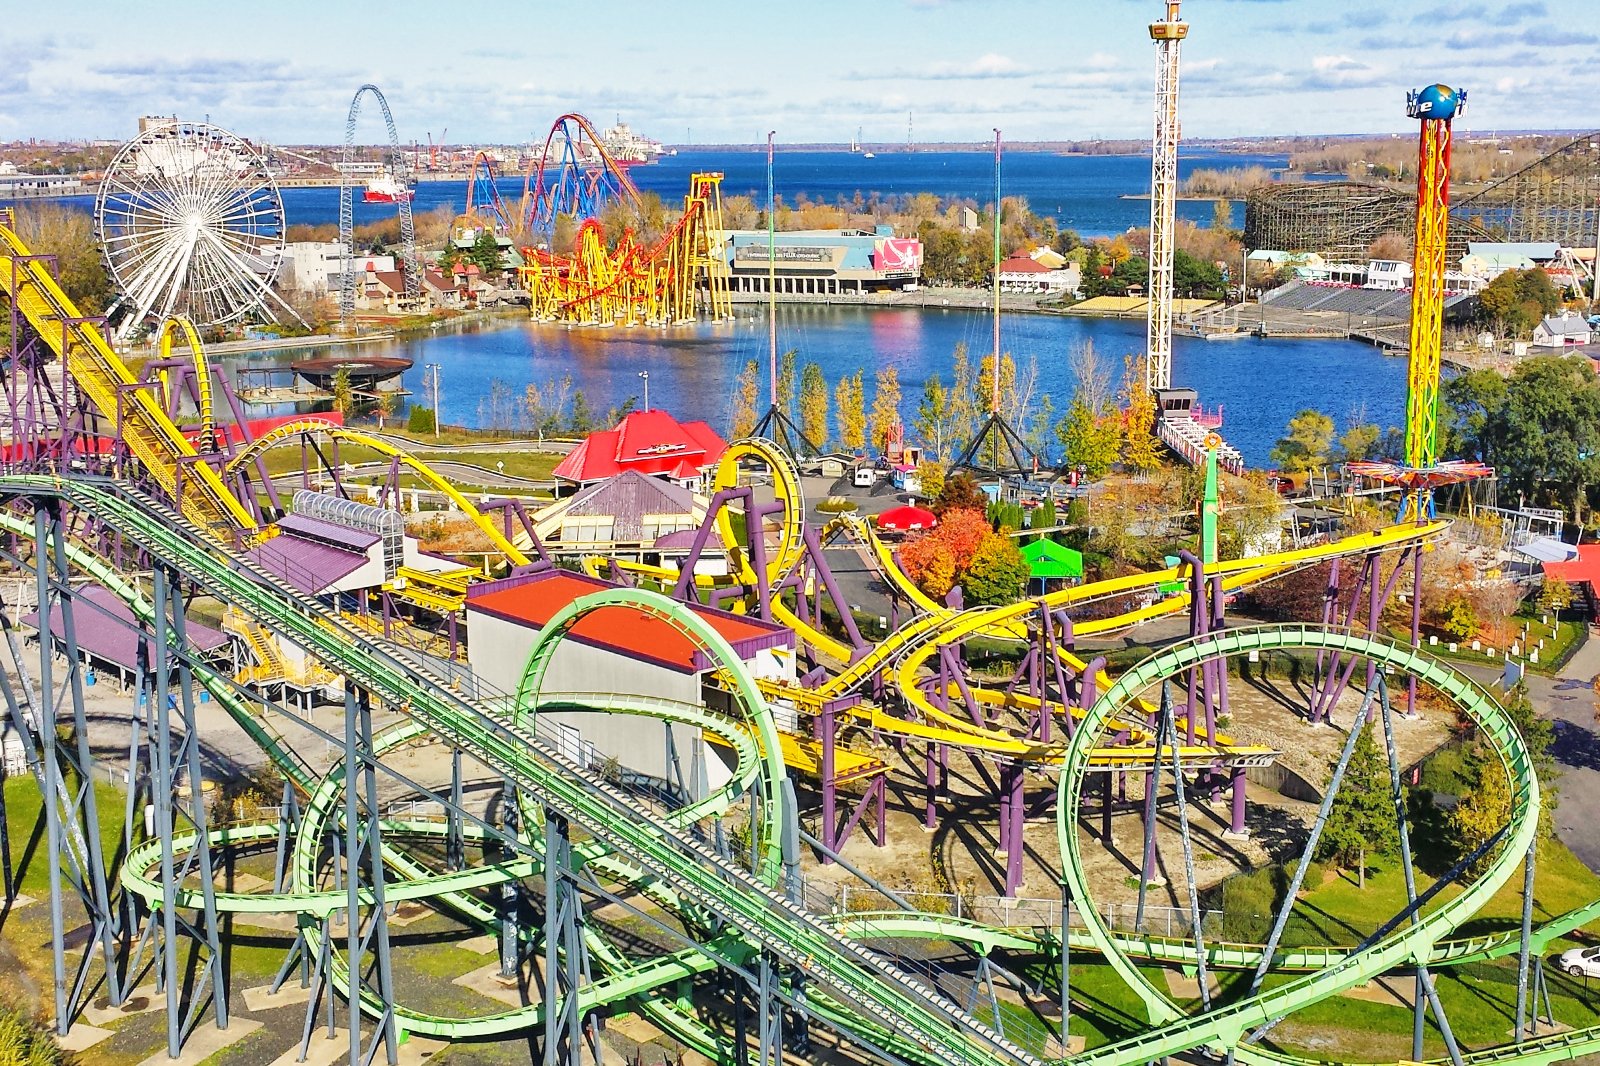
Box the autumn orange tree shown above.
[897,508,1024,604]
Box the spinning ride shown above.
[94,120,295,337]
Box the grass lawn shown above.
[255,442,560,483]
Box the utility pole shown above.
[425,362,441,441]
[639,370,650,412]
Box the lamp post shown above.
[425,363,442,442]
[639,370,650,413]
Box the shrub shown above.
[407,405,436,434]
[1219,866,1278,943]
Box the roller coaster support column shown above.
[343,685,398,1066]
[34,503,125,1034]
[148,563,229,1056]
[817,697,883,862]
[543,810,598,1066]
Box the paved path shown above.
[1521,632,1600,873]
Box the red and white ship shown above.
[362,174,414,203]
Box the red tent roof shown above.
[553,409,728,484]
[877,505,938,532]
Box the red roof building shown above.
[554,409,728,487]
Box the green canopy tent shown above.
[1020,538,1082,590]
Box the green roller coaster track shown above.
[3,474,1598,1066]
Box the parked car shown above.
[1556,944,1600,978]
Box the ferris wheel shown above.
[94,120,294,337]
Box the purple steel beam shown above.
[671,487,744,602]
[800,522,868,652]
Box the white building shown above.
[1533,310,1593,349]
[465,570,795,788]
[281,242,395,294]
[1365,260,1413,290]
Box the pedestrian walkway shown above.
[1529,631,1600,872]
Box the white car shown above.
[1556,945,1600,978]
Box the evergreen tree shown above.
[1315,721,1400,886]
[799,362,829,449]
[962,533,1029,606]
[330,368,354,416]
[731,361,760,439]
[869,367,902,452]
[569,390,593,434]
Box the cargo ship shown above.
[602,121,666,166]
[362,174,413,203]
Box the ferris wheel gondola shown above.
[94,120,297,338]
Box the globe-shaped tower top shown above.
[1407,84,1464,121]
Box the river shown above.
[230,307,1408,469]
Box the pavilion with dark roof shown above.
[553,409,727,489]
[24,585,231,688]
[531,469,708,551]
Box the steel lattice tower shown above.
[1403,85,1464,511]
[1145,1,1187,393]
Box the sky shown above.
[1,0,1592,146]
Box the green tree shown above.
[731,360,760,439]
[1335,422,1380,463]
[1440,368,1508,463]
[407,405,436,434]
[1055,398,1121,479]
[914,373,952,460]
[1449,747,1514,874]
[1269,409,1335,472]
[869,367,902,452]
[466,229,505,274]
[777,349,799,420]
[1478,267,1560,336]
[799,362,829,449]
[961,533,1029,606]
[836,370,867,451]
[1173,248,1226,299]
[1315,722,1400,886]
[569,389,593,434]
[1482,356,1600,516]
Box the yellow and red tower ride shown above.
[1403,84,1464,515]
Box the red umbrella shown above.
[877,505,938,532]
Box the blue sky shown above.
[1,0,1592,145]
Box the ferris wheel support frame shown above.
[339,85,420,330]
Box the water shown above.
[16,149,1283,239]
[239,308,1408,469]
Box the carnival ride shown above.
[519,172,733,327]
[93,120,298,338]
[339,84,420,328]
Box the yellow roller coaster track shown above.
[0,212,259,538]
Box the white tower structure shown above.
[1146,0,1187,392]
